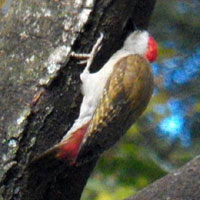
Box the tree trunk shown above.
[0,0,156,199]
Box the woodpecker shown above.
[31,30,158,167]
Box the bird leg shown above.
[71,33,104,70]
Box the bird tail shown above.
[28,122,90,170]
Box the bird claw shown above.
[70,52,90,59]
[70,33,104,68]
[71,52,90,65]
[78,59,88,65]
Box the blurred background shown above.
[1,0,200,199]
[0,0,12,16]
[83,0,200,199]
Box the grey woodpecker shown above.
[31,30,158,166]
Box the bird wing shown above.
[76,54,153,164]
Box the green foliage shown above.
[82,135,167,200]
[0,0,6,8]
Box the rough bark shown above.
[126,155,200,200]
[0,0,156,200]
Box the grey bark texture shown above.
[0,0,156,200]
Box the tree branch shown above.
[126,155,200,200]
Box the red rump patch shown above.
[56,122,89,165]
[145,36,158,63]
